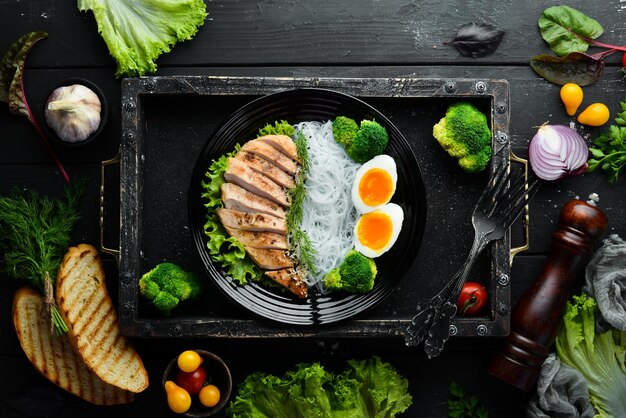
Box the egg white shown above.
[351,154,397,213]
[354,203,404,258]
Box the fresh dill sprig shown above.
[294,130,310,174]
[287,129,317,275]
[0,178,88,335]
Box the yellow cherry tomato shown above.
[560,83,583,116]
[165,380,192,414]
[177,350,203,373]
[199,384,221,408]
[577,103,610,127]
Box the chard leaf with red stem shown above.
[445,22,505,58]
[530,52,606,86]
[538,6,626,56]
[0,32,69,183]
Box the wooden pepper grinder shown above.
[487,195,608,392]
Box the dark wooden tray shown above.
[110,76,517,338]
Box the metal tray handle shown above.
[100,153,120,264]
[509,151,530,265]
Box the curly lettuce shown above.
[556,294,626,417]
[201,146,262,285]
[77,0,207,77]
[226,356,412,417]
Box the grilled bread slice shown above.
[13,287,134,405]
[56,244,149,393]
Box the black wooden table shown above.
[1,1,625,417]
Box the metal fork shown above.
[404,161,539,358]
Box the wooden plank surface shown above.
[1,0,626,67]
[1,0,625,417]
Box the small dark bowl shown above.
[41,78,108,147]
[162,350,232,417]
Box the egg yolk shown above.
[357,211,393,251]
[358,168,394,207]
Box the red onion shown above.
[528,125,588,181]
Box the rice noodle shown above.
[295,121,360,288]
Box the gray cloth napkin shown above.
[583,234,626,333]
[526,354,595,418]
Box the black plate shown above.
[188,88,427,325]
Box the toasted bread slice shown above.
[13,287,134,405]
[56,244,149,393]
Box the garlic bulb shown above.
[45,84,101,143]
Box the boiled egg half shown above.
[354,203,404,258]
[351,154,397,213]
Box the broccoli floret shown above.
[346,120,389,164]
[323,250,377,293]
[432,102,492,173]
[138,262,202,315]
[332,116,359,147]
[323,268,343,291]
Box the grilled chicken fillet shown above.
[264,268,307,298]
[216,208,287,235]
[216,133,308,298]
[221,183,287,219]
[235,151,295,189]
[241,140,298,175]
[223,226,289,250]
[224,157,290,207]
[245,247,294,270]
[257,134,300,162]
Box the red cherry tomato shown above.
[622,52,626,68]
[175,365,207,395]
[456,282,487,316]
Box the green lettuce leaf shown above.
[343,357,413,417]
[201,146,262,285]
[538,6,604,57]
[77,0,207,77]
[258,120,296,137]
[226,357,412,418]
[556,294,626,417]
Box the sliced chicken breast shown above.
[235,151,295,189]
[221,183,286,219]
[216,208,287,235]
[224,226,289,250]
[257,134,300,162]
[264,268,308,299]
[224,158,290,207]
[245,247,294,270]
[241,140,298,175]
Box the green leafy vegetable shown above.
[538,6,604,57]
[0,32,69,183]
[226,356,413,417]
[201,147,262,285]
[258,120,296,138]
[588,99,626,183]
[447,382,489,418]
[77,0,208,77]
[0,31,46,116]
[285,131,316,275]
[556,294,626,417]
[529,52,605,87]
[533,6,626,86]
[0,179,87,335]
